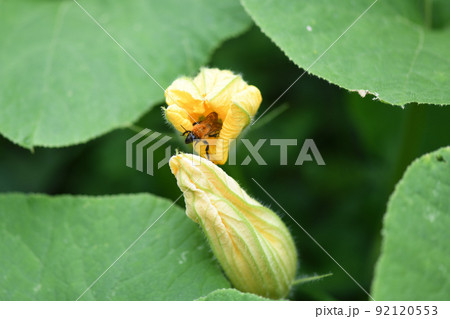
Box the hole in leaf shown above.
[435,155,446,162]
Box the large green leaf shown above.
[372,147,450,300]
[0,194,230,300]
[196,288,270,301]
[241,0,450,106]
[0,0,251,148]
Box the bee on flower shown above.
[163,68,262,165]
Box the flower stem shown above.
[424,0,433,28]
[292,273,333,286]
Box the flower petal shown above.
[164,104,193,133]
[193,68,235,97]
[165,77,205,116]
[194,68,248,121]
[212,86,262,164]
[232,85,262,119]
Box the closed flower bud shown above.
[164,68,262,165]
[169,153,297,299]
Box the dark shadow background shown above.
[1,25,449,300]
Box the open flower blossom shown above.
[169,153,298,299]
[164,68,262,165]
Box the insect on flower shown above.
[181,112,222,159]
[164,68,262,164]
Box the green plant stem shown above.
[424,0,433,28]
[127,124,145,133]
[292,273,333,286]
[391,104,426,187]
[251,103,289,131]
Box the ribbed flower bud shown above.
[169,153,297,299]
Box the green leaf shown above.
[0,193,230,300]
[241,0,450,106]
[372,147,450,300]
[0,0,251,148]
[196,288,270,301]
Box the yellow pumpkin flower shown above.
[169,153,298,299]
[164,68,262,165]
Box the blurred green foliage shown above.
[1,25,449,300]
